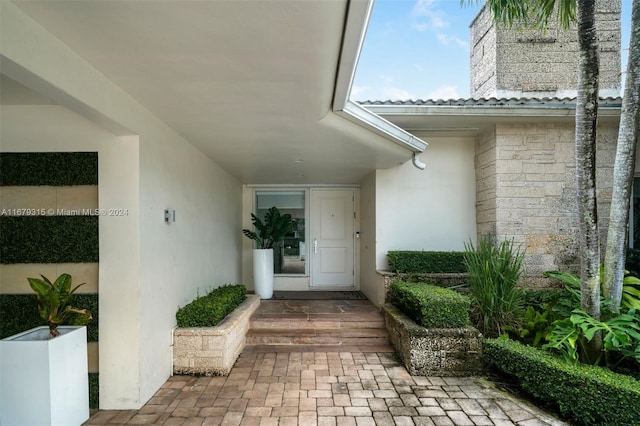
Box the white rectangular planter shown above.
[0,326,89,426]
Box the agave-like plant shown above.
[27,273,92,337]
[242,206,293,249]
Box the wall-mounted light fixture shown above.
[412,152,426,170]
[164,209,175,223]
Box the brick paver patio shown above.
[84,349,567,425]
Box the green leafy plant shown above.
[242,206,293,249]
[544,268,640,312]
[505,305,553,347]
[543,309,640,366]
[27,273,92,337]
[622,272,640,310]
[463,236,525,337]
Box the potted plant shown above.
[243,206,293,298]
[0,273,92,426]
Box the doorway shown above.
[310,189,355,288]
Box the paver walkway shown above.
[85,349,567,425]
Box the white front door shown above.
[310,189,355,287]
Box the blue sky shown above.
[352,0,632,101]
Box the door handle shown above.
[314,238,318,254]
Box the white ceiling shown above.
[5,0,415,185]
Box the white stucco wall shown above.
[1,2,242,409]
[359,172,382,304]
[0,105,142,408]
[375,137,477,272]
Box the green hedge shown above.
[0,152,98,186]
[89,373,99,409]
[0,216,99,264]
[0,294,98,341]
[387,251,466,273]
[484,338,640,426]
[389,281,471,328]
[176,284,247,327]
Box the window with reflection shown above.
[255,190,306,275]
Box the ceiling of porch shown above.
[2,0,414,185]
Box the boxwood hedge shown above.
[484,338,640,426]
[176,284,247,327]
[387,251,466,274]
[389,281,470,328]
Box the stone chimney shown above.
[470,1,621,99]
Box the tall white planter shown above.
[253,248,274,299]
[0,326,89,426]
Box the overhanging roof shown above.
[1,0,425,185]
[361,97,623,137]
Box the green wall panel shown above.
[0,216,99,264]
[0,293,98,341]
[0,152,98,186]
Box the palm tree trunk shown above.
[603,0,640,310]
[575,0,603,357]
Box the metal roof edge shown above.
[331,0,427,154]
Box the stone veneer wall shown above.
[382,304,483,377]
[173,295,260,376]
[475,123,618,286]
[470,0,621,98]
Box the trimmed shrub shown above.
[0,294,98,341]
[176,284,247,327]
[0,152,98,186]
[484,338,640,426]
[387,251,466,274]
[0,216,99,264]
[389,281,471,328]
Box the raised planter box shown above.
[173,294,260,376]
[0,326,89,426]
[382,303,482,376]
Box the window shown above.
[255,190,306,275]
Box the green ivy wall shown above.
[0,152,100,407]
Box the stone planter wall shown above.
[382,303,482,376]
[173,294,260,376]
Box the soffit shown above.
[9,0,412,184]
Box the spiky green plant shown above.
[27,273,92,337]
[463,236,525,337]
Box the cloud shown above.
[383,87,416,101]
[350,84,416,101]
[350,85,371,99]
[412,0,449,31]
[427,85,460,100]
[436,33,468,48]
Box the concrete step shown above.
[250,317,386,330]
[245,299,393,351]
[246,328,390,346]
